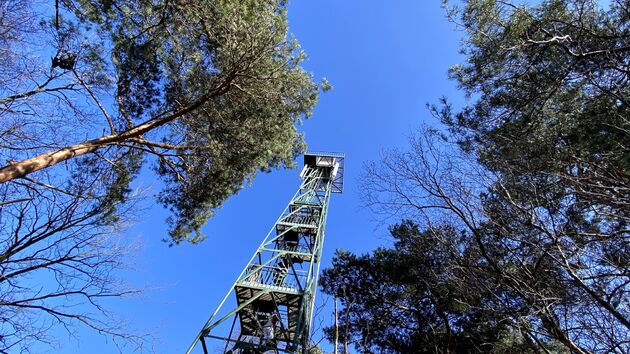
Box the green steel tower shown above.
[186,152,345,354]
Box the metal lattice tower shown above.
[186,152,344,354]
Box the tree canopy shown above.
[321,1,629,353]
[0,0,325,350]
[321,221,557,353]
[1,0,327,244]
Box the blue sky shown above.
[44,1,465,353]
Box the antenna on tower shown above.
[185,152,344,354]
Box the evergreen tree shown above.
[324,1,628,352]
[320,221,550,353]
[0,0,327,243]
[0,0,324,349]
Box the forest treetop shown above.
[0,0,329,244]
[321,1,629,353]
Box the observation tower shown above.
[185,152,345,354]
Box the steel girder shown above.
[185,153,343,354]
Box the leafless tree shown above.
[0,172,149,352]
[0,1,148,350]
[362,127,629,354]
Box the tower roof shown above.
[303,151,345,193]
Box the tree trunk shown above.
[333,293,339,354]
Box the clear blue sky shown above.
[44,1,465,353]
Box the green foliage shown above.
[336,1,628,352]
[0,0,325,349]
[439,4,630,342]
[441,0,629,176]
[320,221,549,353]
[62,0,326,243]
